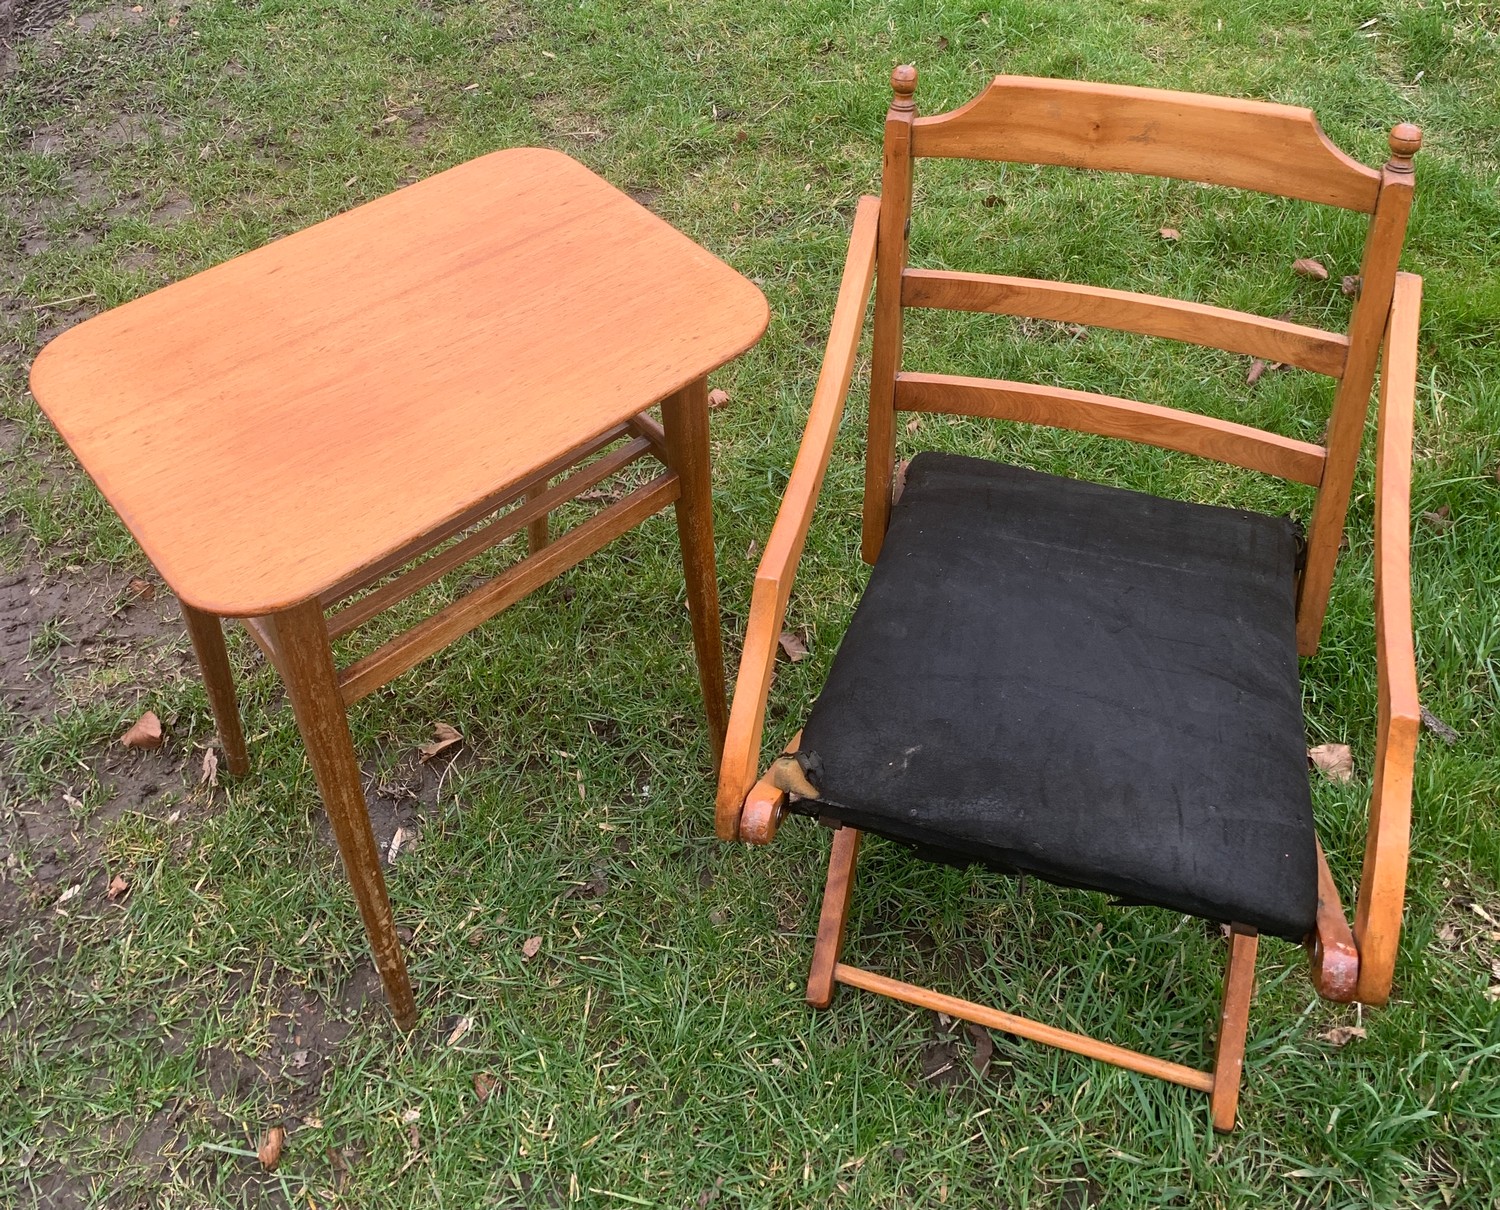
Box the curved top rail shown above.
[910,76,1382,212]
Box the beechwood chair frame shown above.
[716,69,1423,1130]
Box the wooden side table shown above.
[30,149,769,1028]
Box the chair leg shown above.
[1210,923,1259,1132]
[660,380,729,766]
[180,601,249,777]
[807,827,863,1009]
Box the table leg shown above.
[525,485,550,554]
[180,601,249,777]
[265,599,417,1030]
[661,378,728,766]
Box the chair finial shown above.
[1387,123,1422,171]
[891,64,918,111]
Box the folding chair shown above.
[716,69,1422,1131]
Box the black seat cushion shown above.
[793,451,1318,940]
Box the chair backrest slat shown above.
[862,67,1419,655]
[895,372,1328,485]
[911,76,1382,212]
[901,270,1351,376]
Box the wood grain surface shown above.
[912,75,1381,211]
[30,148,768,616]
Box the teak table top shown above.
[30,148,769,617]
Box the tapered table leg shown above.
[661,377,728,765]
[265,599,417,1030]
[180,601,250,777]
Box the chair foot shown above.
[1210,923,1259,1132]
[807,827,862,1009]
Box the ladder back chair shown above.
[717,69,1422,1131]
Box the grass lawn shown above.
[2,0,1498,1205]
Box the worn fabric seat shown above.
[793,451,1318,940]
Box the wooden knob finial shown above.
[891,64,917,111]
[1387,123,1422,167]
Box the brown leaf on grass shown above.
[126,577,156,602]
[1318,1024,1366,1046]
[387,826,415,864]
[1247,359,1286,386]
[1341,275,1361,298]
[474,1072,498,1102]
[1308,743,1355,783]
[777,630,809,663]
[520,935,542,960]
[107,874,130,901]
[1293,257,1329,281]
[120,711,163,749]
[1420,706,1460,745]
[200,747,219,788]
[1421,505,1453,532]
[892,457,911,504]
[418,722,463,762]
[1158,227,1181,241]
[708,388,731,410]
[257,1126,286,1170]
[965,1022,994,1078]
[325,1145,351,1191]
[445,1015,474,1047]
[744,538,759,561]
[906,415,923,434]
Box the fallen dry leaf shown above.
[521,935,542,960]
[1341,275,1361,298]
[1421,505,1453,532]
[446,1015,474,1047]
[906,415,923,434]
[401,1108,420,1125]
[474,1072,498,1102]
[1420,706,1459,746]
[258,1126,286,1171]
[418,722,463,762]
[707,388,731,409]
[107,874,129,901]
[966,1022,994,1078]
[387,825,415,864]
[1293,257,1329,281]
[777,630,809,663]
[1318,1024,1366,1046]
[744,538,759,561]
[892,457,911,504]
[126,577,156,602]
[56,884,81,907]
[1158,227,1181,241]
[120,711,163,750]
[1309,743,1355,783]
[200,747,219,788]
[1247,358,1269,386]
